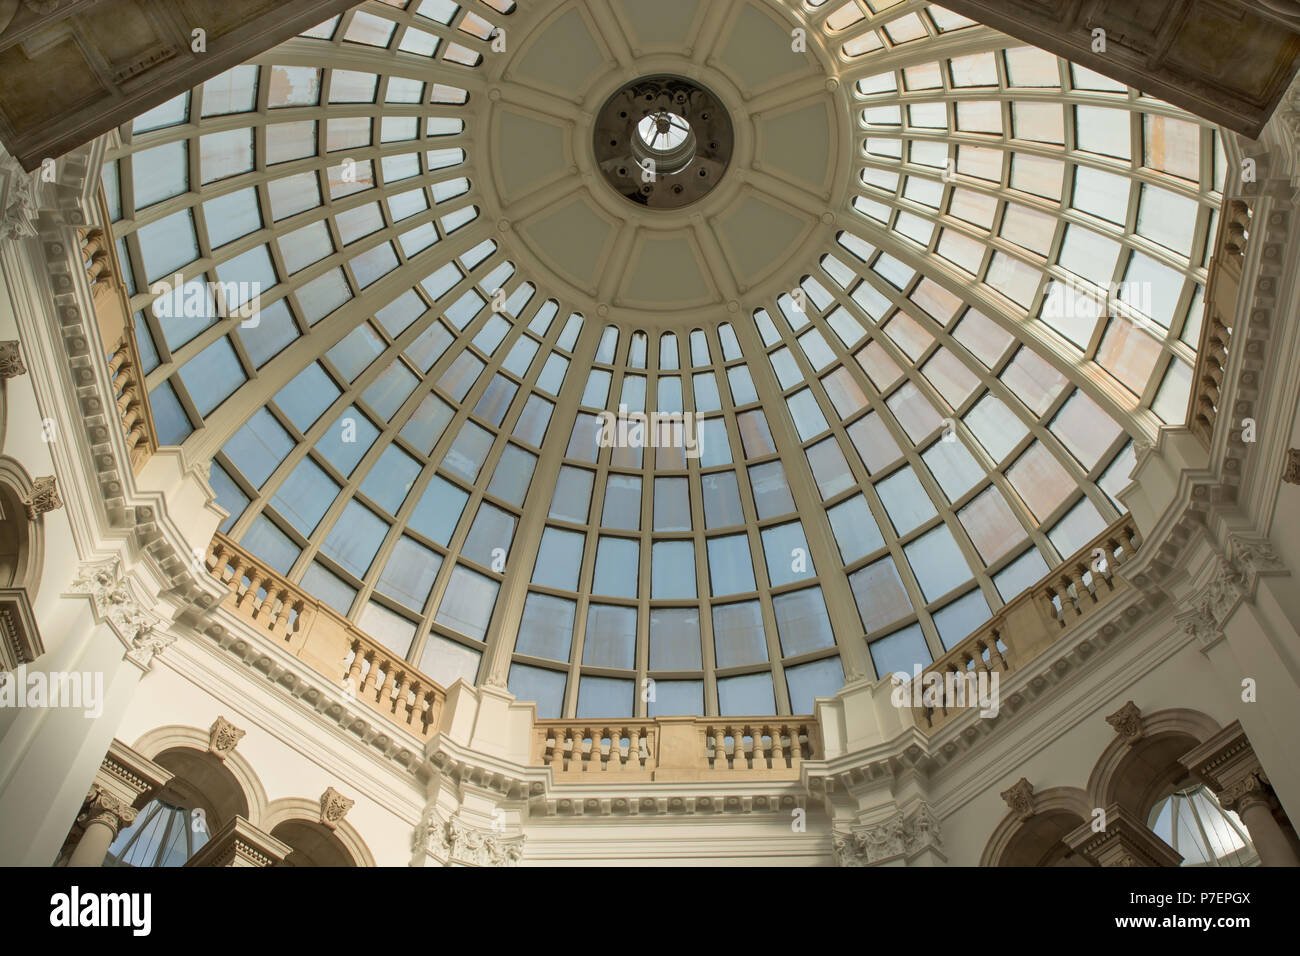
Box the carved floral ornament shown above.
[319,787,354,830]
[0,340,26,379]
[208,716,245,760]
[1105,701,1144,743]
[21,475,61,519]
[832,804,942,867]
[68,557,173,668]
[1000,778,1035,821]
[1284,449,1300,484]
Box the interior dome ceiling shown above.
[100,0,1225,719]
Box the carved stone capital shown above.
[1000,777,1035,820]
[832,804,942,867]
[319,787,354,830]
[69,557,170,668]
[21,475,61,519]
[0,149,41,242]
[1105,701,1143,743]
[208,716,245,760]
[1217,770,1275,814]
[77,785,137,836]
[0,340,26,379]
[413,807,526,867]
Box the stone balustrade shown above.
[206,533,445,740]
[80,189,157,472]
[533,716,821,781]
[1188,198,1250,447]
[914,515,1141,731]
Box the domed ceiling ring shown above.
[483,0,851,330]
[593,74,734,209]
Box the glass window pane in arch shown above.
[702,471,744,529]
[516,593,575,662]
[762,521,816,587]
[707,534,756,596]
[651,540,696,599]
[377,537,442,610]
[593,537,639,598]
[649,608,702,670]
[648,680,703,717]
[786,657,845,715]
[849,558,912,634]
[933,588,992,650]
[577,676,634,718]
[869,623,932,680]
[435,565,499,641]
[718,672,775,716]
[583,604,636,669]
[420,635,481,690]
[320,501,388,577]
[532,527,585,591]
[772,587,835,657]
[712,600,768,668]
[508,664,565,719]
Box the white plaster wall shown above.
[933,626,1249,866]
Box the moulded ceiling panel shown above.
[494,110,569,204]
[619,234,714,308]
[715,2,818,93]
[615,0,703,52]
[510,7,609,97]
[519,196,617,291]
[755,102,833,193]
[713,194,811,289]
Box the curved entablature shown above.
[93,0,1228,718]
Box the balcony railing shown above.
[532,716,821,781]
[205,533,445,741]
[79,188,157,473]
[912,514,1141,731]
[1188,198,1251,448]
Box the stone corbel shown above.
[1000,778,1035,821]
[1105,701,1143,743]
[1284,449,1300,484]
[207,716,245,760]
[20,475,61,519]
[319,787,354,830]
[0,340,27,379]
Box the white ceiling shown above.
[484,0,848,329]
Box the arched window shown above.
[105,797,210,867]
[1148,785,1257,867]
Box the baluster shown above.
[387,668,406,715]
[770,724,785,767]
[628,727,642,769]
[273,591,293,637]
[404,679,421,729]
[238,570,263,612]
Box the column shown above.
[1180,721,1300,867]
[65,787,137,867]
[54,738,173,867]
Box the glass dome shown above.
[98,0,1224,718]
